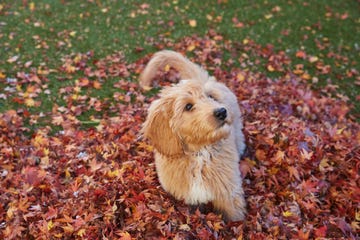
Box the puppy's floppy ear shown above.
[139,50,209,88]
[141,98,183,156]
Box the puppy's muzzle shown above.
[214,107,227,121]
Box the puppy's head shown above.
[142,81,233,156]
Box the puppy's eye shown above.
[208,94,217,101]
[184,103,193,111]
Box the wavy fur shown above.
[140,50,246,221]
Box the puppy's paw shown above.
[189,203,213,215]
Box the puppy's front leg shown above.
[189,203,212,215]
[213,188,246,221]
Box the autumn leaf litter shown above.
[1,33,359,239]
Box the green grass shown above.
[0,0,359,124]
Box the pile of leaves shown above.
[1,31,359,239]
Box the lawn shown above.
[1,0,359,124]
[0,1,359,239]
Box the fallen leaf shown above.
[189,19,197,27]
[7,55,19,63]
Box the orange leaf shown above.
[255,149,267,161]
[119,232,132,240]
[288,165,300,181]
[296,229,310,240]
[295,50,306,59]
[314,225,327,237]
[93,80,102,89]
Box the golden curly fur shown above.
[140,50,246,221]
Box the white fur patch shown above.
[186,149,214,204]
[179,79,190,85]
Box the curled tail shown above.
[139,50,209,88]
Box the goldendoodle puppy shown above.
[140,50,246,221]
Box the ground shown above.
[0,1,359,239]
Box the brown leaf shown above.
[23,167,46,186]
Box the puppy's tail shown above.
[139,50,209,88]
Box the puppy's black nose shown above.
[214,107,227,121]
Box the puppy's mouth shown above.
[218,120,227,128]
[216,119,232,131]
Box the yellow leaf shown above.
[69,31,76,37]
[47,220,54,231]
[29,2,35,11]
[264,14,273,19]
[301,148,313,161]
[7,205,16,219]
[164,64,170,72]
[77,229,86,237]
[309,56,318,63]
[74,86,81,93]
[52,115,64,125]
[301,73,311,80]
[164,31,171,36]
[62,223,74,234]
[187,44,196,52]
[267,65,275,72]
[273,150,285,163]
[293,69,304,75]
[43,148,50,156]
[268,167,279,175]
[351,221,360,231]
[0,72,6,78]
[54,233,63,238]
[189,19,197,27]
[243,38,249,45]
[73,54,81,63]
[282,211,293,217]
[65,64,76,73]
[179,224,191,231]
[65,168,71,179]
[237,73,245,82]
[25,98,35,107]
[141,85,152,91]
[33,134,46,148]
[336,127,346,134]
[319,158,332,172]
[137,141,154,152]
[355,209,360,221]
[112,202,118,212]
[119,232,132,240]
[26,85,37,94]
[107,169,120,178]
[213,221,223,231]
[41,156,49,166]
